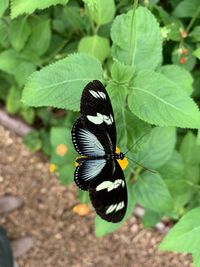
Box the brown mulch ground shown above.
[0,125,192,267]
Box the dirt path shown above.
[0,125,192,267]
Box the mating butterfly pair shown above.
[71,80,127,223]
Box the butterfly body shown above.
[71,80,127,223]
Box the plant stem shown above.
[186,5,200,33]
[128,0,138,66]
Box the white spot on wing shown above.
[87,113,113,125]
[96,179,125,192]
[105,201,125,214]
[89,90,106,99]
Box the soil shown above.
[0,125,192,267]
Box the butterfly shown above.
[71,80,128,223]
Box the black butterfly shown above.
[71,80,127,223]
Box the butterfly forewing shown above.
[80,80,116,152]
[72,118,105,157]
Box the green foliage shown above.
[133,172,173,213]
[23,131,42,152]
[1,0,200,263]
[83,0,116,26]
[128,70,200,128]
[22,53,103,111]
[11,0,68,19]
[78,35,110,62]
[159,207,200,253]
[111,7,162,70]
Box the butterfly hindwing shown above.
[74,158,106,191]
[89,160,127,223]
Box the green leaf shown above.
[189,26,200,42]
[159,207,200,253]
[142,209,163,228]
[20,106,35,124]
[193,48,200,60]
[110,61,134,83]
[6,86,21,114]
[83,0,115,25]
[115,109,150,149]
[132,172,173,212]
[180,131,200,165]
[11,0,69,19]
[78,35,110,63]
[27,18,51,56]
[111,7,162,71]
[136,127,176,169]
[173,0,200,18]
[23,131,42,152]
[0,19,9,47]
[0,49,36,86]
[164,22,182,41]
[57,164,74,185]
[39,129,51,156]
[8,17,31,51]
[193,253,200,267]
[50,127,69,148]
[22,53,103,111]
[106,82,127,110]
[95,184,136,237]
[0,0,9,17]
[159,65,193,95]
[128,70,200,128]
[158,151,190,216]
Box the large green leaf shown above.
[180,131,200,165]
[0,0,9,17]
[11,0,69,19]
[111,6,162,71]
[159,207,200,253]
[78,35,110,62]
[0,49,36,85]
[83,0,115,25]
[136,127,176,169]
[158,151,191,216]
[193,253,200,267]
[27,18,51,56]
[8,17,31,51]
[133,172,173,212]
[173,0,200,18]
[22,53,103,111]
[6,86,21,114]
[128,70,200,128]
[159,65,193,95]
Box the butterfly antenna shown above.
[126,156,156,174]
[124,131,151,155]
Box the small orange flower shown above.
[180,57,186,64]
[73,203,90,216]
[56,144,68,156]
[49,163,56,173]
